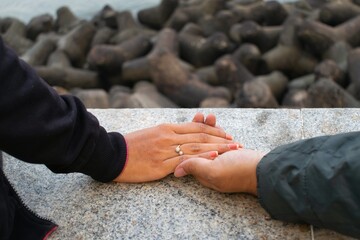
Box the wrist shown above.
[113,135,129,182]
[246,152,264,196]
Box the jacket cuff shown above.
[81,130,127,183]
[256,143,313,223]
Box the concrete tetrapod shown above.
[148,28,231,107]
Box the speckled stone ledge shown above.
[3,109,359,240]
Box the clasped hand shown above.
[174,149,264,195]
[114,113,240,183]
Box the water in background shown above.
[0,0,294,23]
[0,0,161,23]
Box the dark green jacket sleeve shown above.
[257,131,360,238]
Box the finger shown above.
[177,143,240,155]
[197,151,219,159]
[192,112,205,123]
[215,124,224,130]
[204,114,216,127]
[177,133,235,144]
[163,151,218,173]
[174,157,221,191]
[174,157,214,177]
[172,122,233,140]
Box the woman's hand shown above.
[174,149,265,195]
[114,113,240,183]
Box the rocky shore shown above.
[1,0,360,108]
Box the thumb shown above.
[174,158,212,178]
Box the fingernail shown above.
[226,134,233,140]
[210,151,218,158]
[228,144,239,150]
[174,168,187,177]
[238,143,244,148]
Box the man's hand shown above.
[114,113,240,183]
[174,149,265,195]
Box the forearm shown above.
[0,38,126,182]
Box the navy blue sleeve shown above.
[257,132,360,238]
[0,38,127,182]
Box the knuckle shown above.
[193,122,206,133]
[190,144,201,153]
[158,123,171,131]
[199,123,207,131]
[199,133,209,143]
[194,122,207,133]
[217,129,225,138]
[218,144,228,152]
